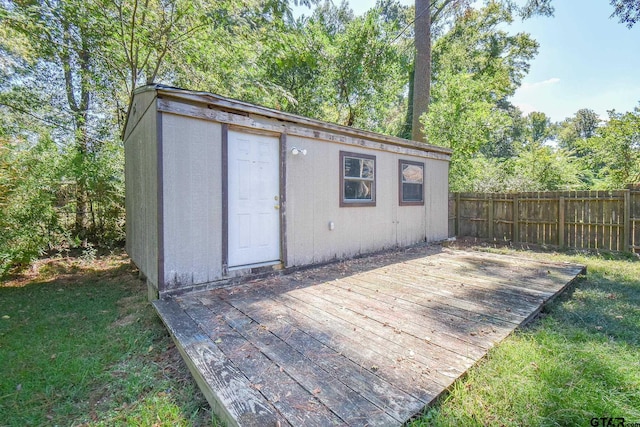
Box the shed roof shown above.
[128,84,452,159]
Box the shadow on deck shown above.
[153,245,585,426]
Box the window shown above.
[399,160,424,205]
[340,151,376,206]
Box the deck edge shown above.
[152,299,285,427]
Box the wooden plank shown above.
[308,277,499,354]
[210,290,428,422]
[197,294,400,426]
[624,190,631,252]
[488,198,495,240]
[513,195,519,243]
[155,248,585,426]
[373,264,541,320]
[350,266,529,325]
[404,257,556,298]
[455,192,461,236]
[157,89,453,155]
[265,291,446,400]
[337,269,517,331]
[152,299,285,427]
[451,191,637,252]
[176,296,347,427]
[272,288,473,388]
[156,98,450,161]
[214,276,448,399]
[418,251,584,294]
[301,278,486,358]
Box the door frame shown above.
[221,124,287,274]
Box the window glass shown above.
[341,152,376,206]
[399,160,424,205]
[402,164,423,183]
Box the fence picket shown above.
[448,189,639,253]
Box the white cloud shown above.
[513,102,537,115]
[520,77,561,90]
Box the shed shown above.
[124,85,452,298]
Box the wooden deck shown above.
[153,245,585,426]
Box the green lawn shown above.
[1,247,638,426]
[0,253,217,426]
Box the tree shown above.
[557,108,600,155]
[481,103,526,158]
[259,1,410,133]
[510,143,582,190]
[610,0,640,27]
[526,111,553,145]
[589,107,640,188]
[411,0,431,142]
[2,0,110,238]
[423,2,538,189]
[514,0,639,27]
[410,0,552,142]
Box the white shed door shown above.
[227,130,280,267]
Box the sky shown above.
[295,0,640,123]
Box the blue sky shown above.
[295,0,640,123]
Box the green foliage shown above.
[425,2,538,149]
[510,143,583,191]
[557,108,600,153]
[448,145,583,193]
[0,135,65,275]
[424,2,540,190]
[588,107,640,188]
[257,1,411,134]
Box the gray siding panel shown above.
[425,159,450,242]
[161,114,223,290]
[124,93,158,287]
[285,136,448,268]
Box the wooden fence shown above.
[448,186,640,253]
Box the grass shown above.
[410,245,640,427]
[1,246,638,426]
[0,251,218,426]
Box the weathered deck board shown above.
[180,297,344,427]
[154,246,585,426]
[200,293,424,423]
[153,299,288,427]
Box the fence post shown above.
[488,196,494,240]
[624,190,631,252]
[558,196,565,248]
[513,195,519,243]
[455,192,461,237]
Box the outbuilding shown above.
[124,85,451,299]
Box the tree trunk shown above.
[402,64,415,140]
[411,0,431,142]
